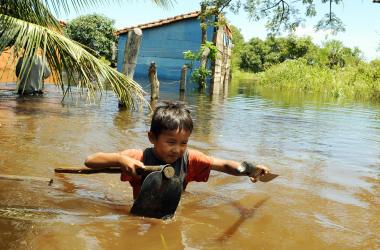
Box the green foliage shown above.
[250,58,380,100]
[230,25,245,71]
[239,36,316,72]
[183,41,217,89]
[237,35,364,73]
[191,66,211,89]
[65,14,117,63]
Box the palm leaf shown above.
[0,0,61,30]
[0,13,147,109]
[41,0,175,15]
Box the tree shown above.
[239,36,317,72]
[65,14,117,64]
[0,0,172,108]
[200,1,361,35]
[230,25,245,70]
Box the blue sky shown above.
[59,1,380,61]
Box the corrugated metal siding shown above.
[117,18,214,80]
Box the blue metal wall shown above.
[117,18,214,80]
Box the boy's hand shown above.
[240,162,271,183]
[118,153,145,177]
[249,164,271,183]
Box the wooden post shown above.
[122,28,142,79]
[149,62,159,101]
[111,42,116,67]
[179,65,187,93]
[179,91,185,102]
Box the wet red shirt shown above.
[120,149,212,198]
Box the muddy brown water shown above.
[0,82,379,249]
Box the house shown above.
[116,11,233,94]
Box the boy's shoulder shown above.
[188,148,205,155]
[121,149,143,160]
[188,149,213,164]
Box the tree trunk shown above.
[122,28,142,79]
[200,3,207,45]
[210,13,219,95]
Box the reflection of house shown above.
[116,11,233,94]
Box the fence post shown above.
[122,28,142,79]
[180,65,187,93]
[149,62,159,102]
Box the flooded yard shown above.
[0,81,379,249]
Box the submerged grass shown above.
[233,59,380,101]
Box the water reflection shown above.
[0,81,379,249]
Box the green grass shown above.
[232,59,380,101]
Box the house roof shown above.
[116,11,201,35]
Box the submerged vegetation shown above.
[253,59,380,100]
[231,27,380,101]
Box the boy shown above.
[85,101,271,199]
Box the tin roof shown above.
[116,11,201,35]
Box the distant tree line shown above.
[230,25,363,73]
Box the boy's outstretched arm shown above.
[84,150,144,176]
[210,158,271,183]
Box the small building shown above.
[116,11,233,94]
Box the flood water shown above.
[0,81,379,249]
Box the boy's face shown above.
[148,129,191,164]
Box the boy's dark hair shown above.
[150,101,193,136]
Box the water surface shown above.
[0,81,379,249]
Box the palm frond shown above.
[41,0,175,15]
[0,13,147,109]
[0,0,61,30]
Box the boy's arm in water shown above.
[210,158,271,183]
[84,149,144,176]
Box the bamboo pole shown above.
[149,62,159,101]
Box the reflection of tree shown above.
[193,93,214,141]
[112,109,135,132]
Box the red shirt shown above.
[120,149,212,198]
